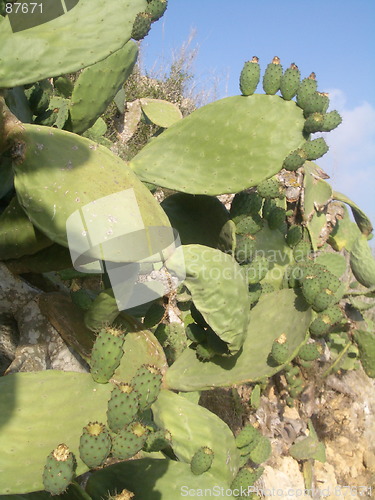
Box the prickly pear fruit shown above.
[143,429,172,452]
[42,444,75,495]
[301,137,329,161]
[130,364,163,410]
[280,63,301,100]
[257,178,284,199]
[249,435,272,464]
[302,92,329,116]
[131,12,152,40]
[79,422,111,468]
[282,148,306,171]
[286,225,303,248]
[190,446,214,475]
[353,329,375,378]
[321,110,342,132]
[107,383,140,433]
[239,56,261,96]
[90,327,125,384]
[309,305,344,337]
[111,422,149,460]
[270,337,289,365]
[145,0,168,22]
[231,466,264,492]
[298,343,321,361]
[296,73,318,109]
[262,56,283,95]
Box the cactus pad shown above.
[70,41,138,134]
[0,0,146,88]
[0,371,111,494]
[131,94,305,195]
[11,124,170,252]
[166,289,311,391]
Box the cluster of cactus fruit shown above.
[1,2,375,497]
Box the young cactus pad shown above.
[152,390,240,484]
[131,94,305,195]
[166,289,311,391]
[0,0,146,87]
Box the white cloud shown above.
[316,90,375,225]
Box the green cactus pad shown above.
[353,329,375,378]
[112,329,167,384]
[70,41,138,134]
[84,289,121,332]
[90,326,125,384]
[249,435,272,464]
[231,466,264,494]
[140,98,182,128]
[0,371,112,495]
[168,245,250,354]
[161,193,230,248]
[86,458,235,500]
[190,446,214,475]
[42,444,75,496]
[239,57,261,96]
[314,253,346,278]
[107,383,140,433]
[165,289,311,391]
[11,124,170,252]
[289,436,326,462]
[235,425,260,449]
[302,162,332,220]
[257,178,284,199]
[333,191,373,236]
[0,195,53,260]
[350,235,375,288]
[79,422,112,469]
[0,0,146,88]
[230,191,263,219]
[152,390,240,484]
[130,94,305,195]
[286,225,303,248]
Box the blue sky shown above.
[141,0,375,229]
